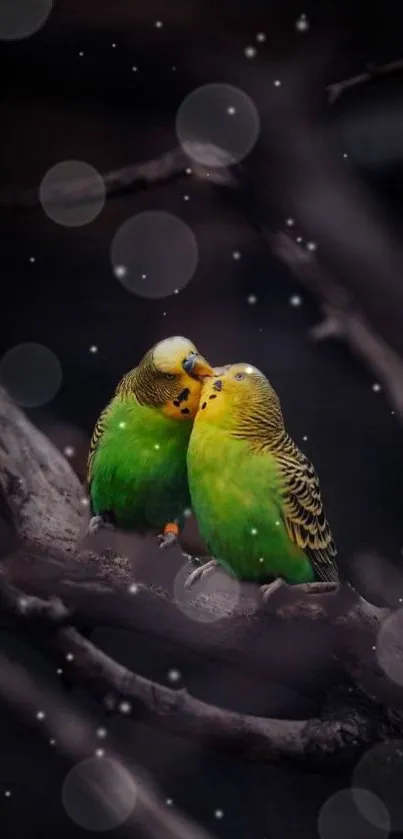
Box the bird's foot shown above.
[87,515,115,537]
[158,522,180,550]
[292,582,340,596]
[260,578,288,604]
[260,579,339,605]
[185,559,219,589]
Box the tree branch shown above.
[0,388,403,766]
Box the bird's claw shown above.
[185,559,219,589]
[158,531,178,550]
[260,579,339,605]
[87,515,115,537]
[260,579,287,604]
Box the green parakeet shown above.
[87,336,214,548]
[187,363,338,590]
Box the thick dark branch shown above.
[2,578,395,767]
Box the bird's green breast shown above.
[187,423,314,583]
[90,398,192,530]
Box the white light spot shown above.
[66,652,74,662]
[29,256,36,263]
[214,809,224,819]
[185,167,192,175]
[275,521,280,526]
[128,583,138,594]
[376,608,403,687]
[183,194,190,201]
[166,798,173,806]
[244,46,257,59]
[114,264,127,279]
[306,241,317,251]
[155,20,163,28]
[296,236,303,243]
[39,160,106,227]
[343,152,348,158]
[36,710,46,720]
[79,51,84,57]
[232,251,241,260]
[167,668,181,683]
[57,668,63,675]
[290,294,302,307]
[81,497,89,506]
[111,211,198,299]
[247,294,257,305]
[63,445,75,458]
[295,14,310,32]
[89,344,98,353]
[172,66,176,71]
[4,790,11,798]
[273,79,281,87]
[119,701,132,715]
[174,288,179,294]
[256,33,266,42]
[62,757,137,831]
[259,557,264,563]
[227,106,236,115]
[111,42,116,48]
[132,66,138,72]
[286,217,295,226]
[50,739,55,746]
[302,435,308,441]
[251,528,258,535]
[118,421,126,429]
[95,749,105,758]
[183,507,192,518]
[372,383,381,392]
[0,342,62,408]
[97,728,107,739]
[173,560,248,623]
[245,365,254,374]
[154,443,160,449]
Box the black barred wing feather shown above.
[275,438,338,583]
[86,404,110,487]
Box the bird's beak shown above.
[182,352,214,379]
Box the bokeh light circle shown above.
[318,788,390,839]
[0,342,62,407]
[0,0,53,41]
[176,83,260,168]
[173,560,241,623]
[110,211,198,298]
[376,608,403,687]
[62,757,136,832]
[39,161,105,227]
[353,741,403,832]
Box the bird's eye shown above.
[164,373,176,381]
[235,373,245,381]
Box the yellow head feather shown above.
[117,336,214,421]
[195,362,285,439]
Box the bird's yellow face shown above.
[149,336,214,421]
[195,363,282,432]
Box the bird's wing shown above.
[275,440,338,582]
[86,404,111,487]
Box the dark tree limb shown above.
[1,388,403,766]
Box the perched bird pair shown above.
[87,337,339,596]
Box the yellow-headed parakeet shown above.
[187,363,339,593]
[87,336,214,548]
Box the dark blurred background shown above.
[2,1,403,837]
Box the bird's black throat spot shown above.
[177,387,190,404]
[201,401,207,410]
[181,407,190,415]
[212,379,223,392]
[209,394,217,400]
[173,399,180,407]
